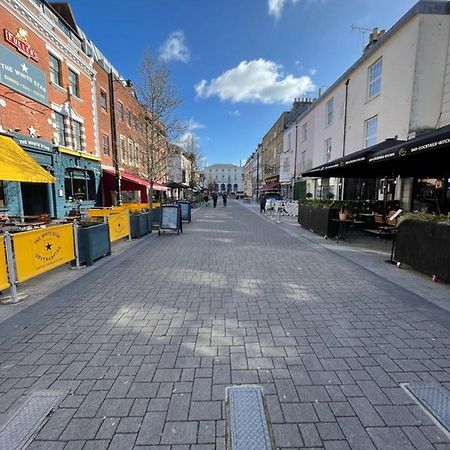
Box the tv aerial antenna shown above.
[351,25,371,52]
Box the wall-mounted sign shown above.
[9,131,53,152]
[0,43,48,105]
[4,28,38,61]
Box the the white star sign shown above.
[21,63,29,73]
[28,126,36,137]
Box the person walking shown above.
[212,192,218,208]
[259,195,267,213]
[203,193,209,207]
[222,192,227,207]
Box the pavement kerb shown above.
[0,205,204,339]
[239,200,450,330]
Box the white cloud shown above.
[229,110,241,117]
[309,68,317,76]
[195,59,315,104]
[268,0,300,20]
[185,118,205,131]
[160,30,190,63]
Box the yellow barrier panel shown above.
[0,236,9,291]
[87,208,118,217]
[108,212,130,242]
[13,224,75,282]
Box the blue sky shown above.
[68,0,418,166]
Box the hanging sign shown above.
[4,28,39,62]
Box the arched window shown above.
[227,183,232,192]
[64,169,96,201]
[220,184,225,191]
[233,183,238,192]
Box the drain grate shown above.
[404,383,450,431]
[0,390,64,450]
[226,385,275,450]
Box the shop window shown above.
[49,53,62,86]
[100,90,108,111]
[102,134,110,155]
[64,169,96,201]
[72,120,82,151]
[0,181,5,208]
[54,112,66,146]
[68,68,79,97]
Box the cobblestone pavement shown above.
[0,201,449,449]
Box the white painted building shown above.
[285,0,450,206]
[167,145,192,187]
[200,163,244,193]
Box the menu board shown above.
[160,206,180,230]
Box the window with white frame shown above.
[102,134,110,155]
[364,115,378,148]
[302,123,307,142]
[120,135,126,163]
[72,120,82,151]
[128,139,134,165]
[100,90,108,111]
[326,98,334,126]
[49,53,62,86]
[368,58,382,99]
[68,68,79,97]
[117,101,124,121]
[324,138,332,162]
[54,112,66,146]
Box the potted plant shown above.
[339,205,348,221]
[129,208,152,239]
[77,220,111,266]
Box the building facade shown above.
[290,0,450,207]
[0,0,101,219]
[201,164,244,193]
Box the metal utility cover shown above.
[0,390,64,450]
[405,383,450,431]
[226,385,275,450]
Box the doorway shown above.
[21,183,49,216]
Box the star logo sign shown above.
[21,63,29,73]
[28,126,36,137]
[45,243,52,251]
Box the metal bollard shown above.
[0,232,27,304]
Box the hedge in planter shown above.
[298,204,339,238]
[77,222,111,266]
[130,212,152,239]
[395,219,450,282]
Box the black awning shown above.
[368,125,450,178]
[302,138,404,178]
[165,181,186,189]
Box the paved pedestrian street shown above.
[0,201,449,450]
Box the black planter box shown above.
[298,204,339,238]
[395,220,450,282]
[130,212,152,239]
[77,223,111,266]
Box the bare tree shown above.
[136,49,184,208]
[181,133,202,192]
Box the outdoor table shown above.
[332,219,365,242]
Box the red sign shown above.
[4,29,38,62]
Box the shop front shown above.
[55,148,102,217]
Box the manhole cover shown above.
[0,390,64,450]
[404,383,450,431]
[226,385,275,450]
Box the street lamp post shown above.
[108,70,122,205]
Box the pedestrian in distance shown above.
[204,193,209,207]
[222,192,227,207]
[212,192,218,208]
[260,195,266,213]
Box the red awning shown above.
[258,183,280,191]
[103,169,168,191]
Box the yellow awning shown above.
[0,135,54,183]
